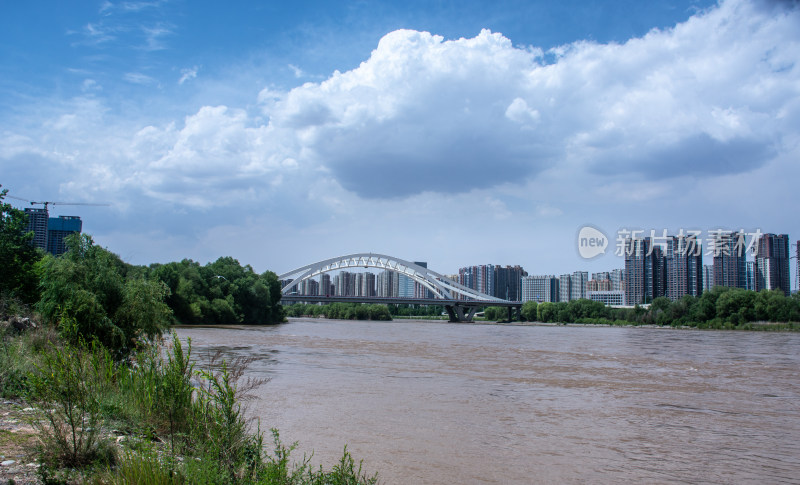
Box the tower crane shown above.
[6,195,110,254]
[29,200,111,211]
[6,195,110,214]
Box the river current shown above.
[176,319,800,484]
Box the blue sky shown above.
[2,0,799,281]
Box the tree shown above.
[484,306,508,322]
[0,185,41,304]
[149,258,284,325]
[716,288,755,323]
[521,301,538,321]
[537,302,557,322]
[37,234,171,355]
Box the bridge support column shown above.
[507,306,521,322]
[445,305,477,323]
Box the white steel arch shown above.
[278,253,506,302]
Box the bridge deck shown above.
[281,294,521,307]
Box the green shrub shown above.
[189,353,266,484]
[29,337,115,469]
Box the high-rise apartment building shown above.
[495,265,527,301]
[377,270,398,297]
[279,278,297,295]
[319,274,332,296]
[745,261,756,291]
[46,216,82,256]
[570,271,588,300]
[300,278,319,296]
[712,231,747,289]
[625,237,665,305]
[412,262,434,299]
[24,208,82,256]
[24,208,49,251]
[645,242,665,301]
[610,268,625,292]
[665,234,703,301]
[362,272,376,297]
[588,271,614,293]
[754,233,791,296]
[334,271,359,296]
[521,275,559,303]
[587,278,612,292]
[397,273,415,298]
[458,264,526,300]
[624,238,644,304]
[702,265,714,292]
[558,273,571,302]
[458,265,494,298]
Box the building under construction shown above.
[24,207,82,256]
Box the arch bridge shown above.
[278,253,521,322]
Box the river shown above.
[175,319,800,484]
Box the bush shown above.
[520,301,538,321]
[36,234,171,357]
[188,353,267,483]
[114,333,195,452]
[29,337,115,469]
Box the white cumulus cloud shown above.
[1,0,799,258]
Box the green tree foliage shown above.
[526,287,800,329]
[36,234,171,354]
[484,306,511,322]
[520,301,538,321]
[537,302,557,322]
[387,304,446,317]
[149,257,285,325]
[0,185,41,303]
[285,302,391,321]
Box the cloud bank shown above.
[2,0,799,270]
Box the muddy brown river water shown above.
[176,319,800,484]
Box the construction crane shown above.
[7,195,110,212]
[6,195,110,254]
[31,200,110,210]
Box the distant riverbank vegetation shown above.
[0,187,376,483]
[485,288,800,330]
[285,302,392,320]
[285,302,451,321]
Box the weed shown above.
[28,336,113,468]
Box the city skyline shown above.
[280,228,795,305]
[2,0,799,281]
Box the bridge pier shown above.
[507,306,520,322]
[445,304,478,323]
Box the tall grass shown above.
[15,325,377,484]
[28,335,117,471]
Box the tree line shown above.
[1,186,284,355]
[484,287,800,329]
[285,302,392,320]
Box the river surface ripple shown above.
[176,319,800,484]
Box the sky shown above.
[1,0,799,281]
